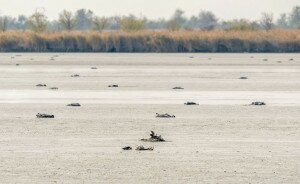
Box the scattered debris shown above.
[173,86,184,90]
[91,67,97,69]
[156,113,175,118]
[208,58,212,60]
[141,131,165,142]
[263,59,268,61]
[15,54,22,57]
[189,56,194,58]
[184,102,199,105]
[122,146,132,150]
[251,102,266,106]
[67,103,81,107]
[30,58,34,61]
[71,74,80,77]
[16,63,19,66]
[50,58,55,61]
[49,87,58,90]
[289,58,294,61]
[108,84,118,88]
[135,146,154,151]
[239,77,248,79]
[36,84,47,87]
[277,61,282,63]
[36,113,54,118]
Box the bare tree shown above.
[27,11,48,32]
[0,16,8,32]
[59,10,76,31]
[92,16,109,32]
[261,13,274,31]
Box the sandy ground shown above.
[0,53,299,183]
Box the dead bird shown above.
[141,131,165,142]
[67,103,81,107]
[289,58,294,61]
[36,84,47,87]
[156,113,175,118]
[36,113,54,118]
[263,59,268,61]
[239,77,248,79]
[108,84,118,88]
[49,87,58,90]
[91,67,98,69]
[135,146,154,151]
[15,63,20,66]
[184,102,199,105]
[71,74,80,77]
[173,86,184,90]
[122,146,132,150]
[251,102,266,106]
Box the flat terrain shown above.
[0,53,299,183]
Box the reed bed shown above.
[0,30,299,52]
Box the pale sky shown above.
[0,0,299,20]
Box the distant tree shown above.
[121,15,145,32]
[197,11,218,30]
[185,16,198,30]
[92,16,109,32]
[75,9,93,30]
[166,9,187,31]
[260,12,274,31]
[277,13,289,28]
[59,10,76,31]
[16,15,27,31]
[172,9,186,26]
[145,18,167,30]
[5,16,20,30]
[222,19,259,31]
[27,11,48,32]
[48,20,62,31]
[166,19,181,31]
[0,16,9,32]
[289,6,300,28]
[109,16,122,30]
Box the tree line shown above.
[0,6,299,32]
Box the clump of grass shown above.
[0,29,299,52]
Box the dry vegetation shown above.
[0,29,299,52]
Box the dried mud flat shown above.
[0,53,299,183]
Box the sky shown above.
[0,0,299,21]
